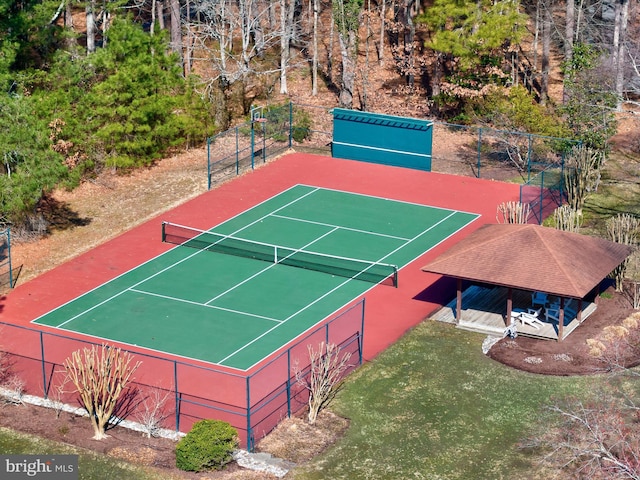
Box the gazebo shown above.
[421,224,634,341]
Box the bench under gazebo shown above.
[422,224,633,341]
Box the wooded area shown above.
[0,0,638,224]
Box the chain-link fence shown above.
[207,106,579,223]
[0,298,364,450]
[431,122,578,181]
[207,103,333,189]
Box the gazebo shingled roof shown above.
[421,224,634,299]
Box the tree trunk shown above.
[378,0,386,65]
[253,0,266,59]
[86,1,96,54]
[170,0,184,68]
[432,52,442,97]
[614,0,629,106]
[280,0,289,93]
[328,16,335,84]
[338,31,356,108]
[565,0,574,62]
[185,0,192,75]
[312,0,319,95]
[157,0,166,30]
[541,3,551,105]
[64,0,78,51]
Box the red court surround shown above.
[1,153,521,364]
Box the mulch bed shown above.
[487,286,639,375]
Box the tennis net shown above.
[162,221,398,287]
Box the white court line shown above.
[51,186,322,329]
[269,214,411,241]
[129,288,283,323]
[331,141,433,159]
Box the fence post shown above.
[8,226,12,289]
[40,331,47,398]
[250,119,256,170]
[174,361,180,432]
[206,137,211,190]
[262,120,266,163]
[246,376,252,451]
[360,299,365,365]
[288,102,293,149]
[538,171,544,224]
[286,349,291,418]
[527,133,533,174]
[236,127,240,175]
[476,128,482,178]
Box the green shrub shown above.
[175,419,238,472]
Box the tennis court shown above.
[32,184,478,370]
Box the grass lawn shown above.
[292,321,597,480]
[0,428,180,480]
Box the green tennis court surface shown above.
[33,185,478,370]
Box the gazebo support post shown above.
[577,299,583,323]
[558,297,565,341]
[455,278,462,324]
[506,288,513,326]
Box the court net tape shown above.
[162,221,398,287]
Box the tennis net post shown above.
[161,221,398,287]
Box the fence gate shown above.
[332,108,433,171]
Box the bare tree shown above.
[532,394,640,480]
[295,342,352,425]
[64,344,141,440]
[528,315,640,478]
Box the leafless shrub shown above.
[564,145,604,214]
[553,205,582,233]
[496,201,531,224]
[607,213,640,292]
[49,372,72,418]
[135,389,171,438]
[294,342,352,425]
[64,344,141,440]
[2,376,26,405]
